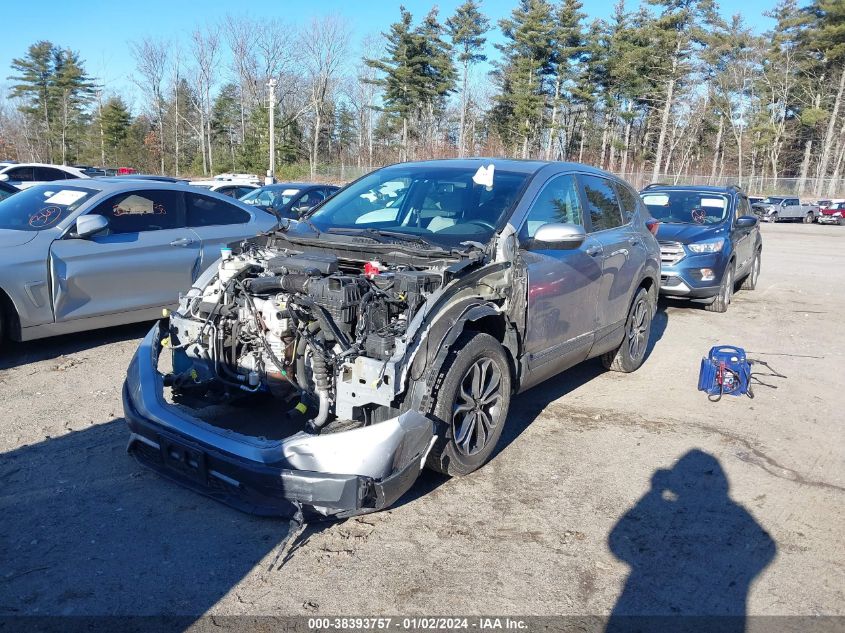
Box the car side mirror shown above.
[736,215,758,228]
[530,223,587,250]
[73,214,109,239]
[0,174,8,182]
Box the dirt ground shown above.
[0,223,842,622]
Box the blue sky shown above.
[2,0,780,109]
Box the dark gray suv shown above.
[123,159,661,519]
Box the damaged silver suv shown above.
[123,159,660,519]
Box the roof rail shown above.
[642,182,669,190]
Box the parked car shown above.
[817,201,845,225]
[752,196,819,223]
[0,180,277,346]
[0,163,89,190]
[122,158,660,519]
[213,173,260,185]
[0,181,19,202]
[748,196,764,208]
[240,183,340,220]
[190,180,258,198]
[105,175,189,184]
[641,184,762,313]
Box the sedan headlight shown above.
[687,238,725,254]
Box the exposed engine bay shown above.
[166,238,452,434]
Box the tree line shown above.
[1,0,843,195]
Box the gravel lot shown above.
[1,223,842,622]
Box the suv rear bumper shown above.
[123,322,436,519]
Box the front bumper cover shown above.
[659,253,724,298]
[123,322,436,519]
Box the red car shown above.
[818,200,845,225]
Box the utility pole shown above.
[266,78,277,185]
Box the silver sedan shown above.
[0,179,277,344]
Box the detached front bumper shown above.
[818,215,843,225]
[123,322,436,519]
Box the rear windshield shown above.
[0,184,97,231]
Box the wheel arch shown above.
[0,285,21,340]
[404,300,520,412]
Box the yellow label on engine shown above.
[295,402,308,414]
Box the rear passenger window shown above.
[614,183,640,223]
[580,175,623,232]
[186,193,250,226]
[520,174,583,240]
[89,190,183,233]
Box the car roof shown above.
[258,182,331,190]
[0,162,87,175]
[641,184,740,194]
[34,178,230,196]
[383,157,611,176]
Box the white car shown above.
[213,173,260,185]
[190,181,259,198]
[0,163,89,190]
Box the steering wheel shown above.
[691,208,707,224]
[466,219,495,230]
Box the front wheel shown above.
[768,213,778,223]
[705,263,734,313]
[427,332,512,476]
[601,287,654,373]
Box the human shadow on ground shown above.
[605,449,776,633]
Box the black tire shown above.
[601,287,654,373]
[804,212,814,224]
[705,262,735,313]
[769,212,778,223]
[426,332,512,476]
[839,217,845,227]
[740,249,761,291]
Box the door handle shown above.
[628,236,641,246]
[169,237,195,247]
[585,245,602,257]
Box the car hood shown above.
[0,229,38,248]
[656,223,727,245]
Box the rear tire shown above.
[426,332,512,476]
[705,263,734,313]
[804,212,814,224]
[740,249,761,291]
[601,287,653,373]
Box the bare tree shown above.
[301,16,351,178]
[189,25,221,176]
[130,37,169,174]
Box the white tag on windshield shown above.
[472,164,495,188]
[701,197,726,208]
[45,190,87,206]
[282,189,300,196]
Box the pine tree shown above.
[546,0,587,160]
[9,41,58,162]
[446,0,490,156]
[493,0,556,158]
[100,96,131,163]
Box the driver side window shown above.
[519,174,583,240]
[88,190,183,234]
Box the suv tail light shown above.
[646,219,659,236]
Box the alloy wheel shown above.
[627,296,650,361]
[452,358,503,456]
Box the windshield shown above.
[306,165,529,248]
[762,197,784,204]
[0,184,96,231]
[641,191,730,225]
[241,186,299,209]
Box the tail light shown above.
[645,219,659,236]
